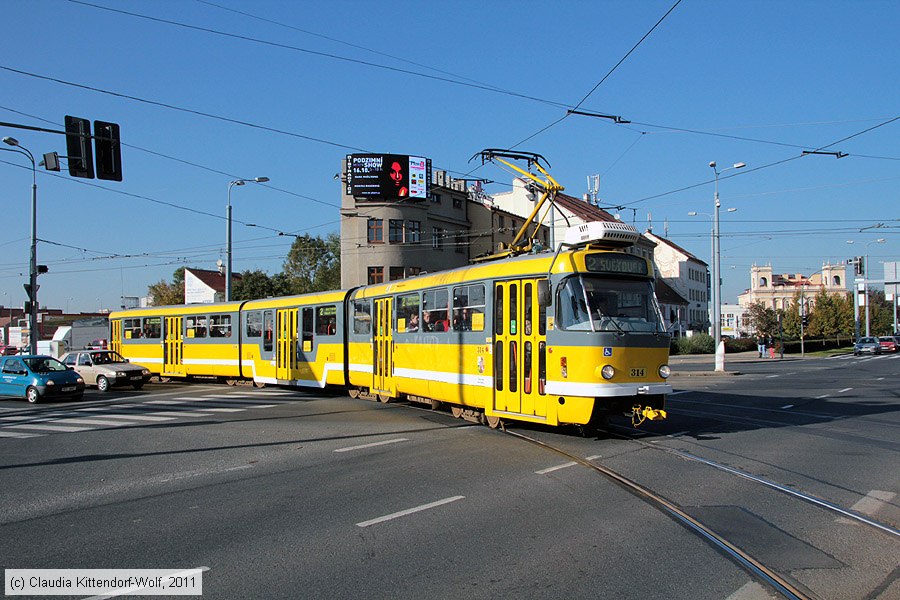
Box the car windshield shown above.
[557,275,664,333]
[90,351,127,365]
[24,357,68,373]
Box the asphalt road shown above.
[0,353,897,599]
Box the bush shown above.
[672,333,715,355]
[724,337,757,353]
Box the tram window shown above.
[422,289,449,332]
[123,318,141,339]
[353,301,372,334]
[538,341,546,395]
[524,283,533,335]
[509,284,518,335]
[523,341,532,394]
[263,311,274,351]
[246,312,262,338]
[538,279,547,335]
[558,277,591,331]
[186,316,208,338]
[209,314,232,338]
[494,341,503,391]
[452,284,485,332]
[316,305,337,336]
[494,285,504,335]
[142,317,161,339]
[396,293,420,332]
[301,308,314,348]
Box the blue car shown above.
[0,355,85,403]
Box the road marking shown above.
[78,411,175,421]
[877,377,885,381]
[766,375,779,378]
[53,418,138,427]
[816,394,830,399]
[781,405,794,409]
[84,567,210,600]
[535,455,602,474]
[838,388,853,393]
[0,430,43,438]
[849,490,896,516]
[147,411,215,418]
[334,438,409,453]
[669,390,690,396]
[356,496,465,528]
[5,423,94,432]
[725,581,776,599]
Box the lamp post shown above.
[689,207,737,339]
[3,136,38,355]
[848,238,886,337]
[709,161,745,366]
[226,177,269,302]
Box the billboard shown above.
[346,154,431,200]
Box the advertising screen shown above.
[346,154,431,200]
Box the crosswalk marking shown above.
[0,389,293,440]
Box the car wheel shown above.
[26,386,40,404]
[97,376,110,392]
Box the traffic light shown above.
[801,316,809,327]
[37,265,48,274]
[855,256,865,276]
[65,115,95,179]
[94,120,122,181]
[24,301,32,313]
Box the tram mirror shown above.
[537,280,551,307]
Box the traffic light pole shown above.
[29,174,38,355]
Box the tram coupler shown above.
[630,405,667,427]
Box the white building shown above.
[643,232,710,335]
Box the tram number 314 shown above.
[630,368,646,377]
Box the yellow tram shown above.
[110,150,671,429]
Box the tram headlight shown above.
[601,365,615,380]
[658,365,671,379]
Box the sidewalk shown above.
[668,350,805,376]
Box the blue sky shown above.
[1,0,897,313]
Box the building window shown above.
[367,266,384,284]
[406,267,421,277]
[389,267,405,281]
[453,196,462,209]
[406,221,421,244]
[498,215,505,229]
[431,193,442,204]
[367,219,383,244]
[388,219,403,243]
[432,227,444,250]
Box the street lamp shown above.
[688,207,737,340]
[709,160,745,368]
[226,177,269,302]
[3,136,38,355]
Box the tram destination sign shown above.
[346,154,431,200]
[584,254,649,276]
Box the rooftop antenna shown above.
[647,211,653,232]
[664,217,669,238]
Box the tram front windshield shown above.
[558,275,664,333]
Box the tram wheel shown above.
[348,388,360,399]
[378,394,392,403]
[225,379,237,386]
[451,406,463,419]
[484,414,502,429]
[253,381,266,389]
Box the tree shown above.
[808,291,853,340]
[282,232,341,294]
[781,292,801,339]
[867,289,895,336]
[232,269,294,301]
[746,301,778,336]
[147,267,185,306]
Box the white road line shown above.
[147,411,215,418]
[52,418,138,427]
[77,412,175,421]
[334,438,409,453]
[535,455,601,474]
[725,581,776,600]
[0,430,43,438]
[5,423,94,432]
[766,375,779,378]
[781,405,794,409]
[816,394,830,399]
[173,397,283,406]
[838,387,853,393]
[356,496,465,528]
[668,390,690,396]
[85,567,210,600]
[849,490,896,516]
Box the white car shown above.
[61,350,152,392]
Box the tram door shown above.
[276,308,298,381]
[493,279,547,418]
[373,297,395,397]
[110,319,122,355]
[163,316,185,376]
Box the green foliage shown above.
[147,267,185,306]
[808,291,853,339]
[282,232,342,294]
[232,269,293,301]
[746,301,778,337]
[671,333,715,355]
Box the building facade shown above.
[340,165,548,288]
[737,263,848,312]
[643,232,710,335]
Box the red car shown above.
[0,344,19,356]
[878,336,898,353]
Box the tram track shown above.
[504,428,819,600]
